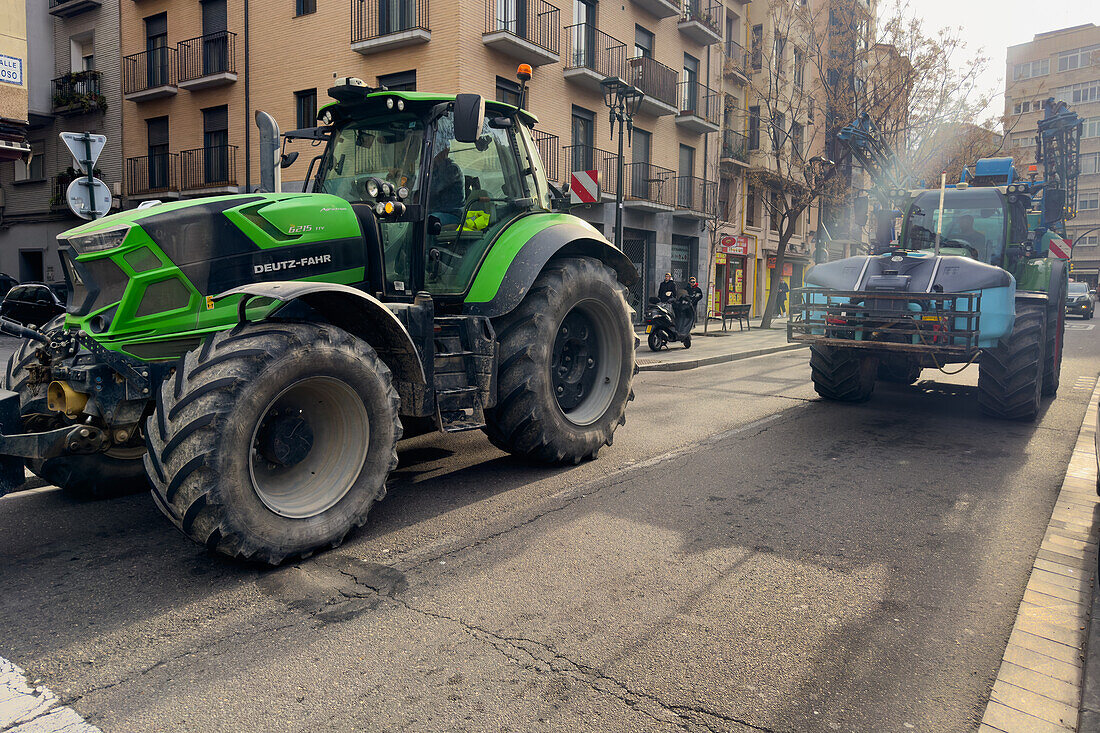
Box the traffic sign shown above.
[66,177,112,220]
[59,132,106,174]
[1049,237,1072,259]
[569,170,600,204]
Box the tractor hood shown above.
[806,252,1014,293]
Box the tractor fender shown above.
[463,218,638,319]
[217,281,426,388]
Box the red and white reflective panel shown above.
[569,170,600,204]
[1049,238,1072,260]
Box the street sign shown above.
[1048,238,1072,259]
[59,132,106,174]
[569,170,600,204]
[66,177,112,220]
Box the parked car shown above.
[0,283,65,327]
[0,273,18,297]
[1065,281,1095,319]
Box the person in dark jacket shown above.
[658,272,677,301]
[686,276,703,306]
[776,279,789,316]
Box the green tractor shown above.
[0,79,638,563]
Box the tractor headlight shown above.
[397,186,409,200]
[397,99,405,111]
[365,179,380,198]
[65,225,130,255]
[386,98,395,110]
[381,182,393,197]
[375,202,386,216]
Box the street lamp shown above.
[600,76,644,253]
[808,155,834,264]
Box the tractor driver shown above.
[947,214,985,258]
[429,143,465,226]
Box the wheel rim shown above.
[249,376,369,519]
[551,299,622,427]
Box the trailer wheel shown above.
[2,317,148,499]
[809,345,877,402]
[978,303,1045,421]
[1042,272,1066,397]
[146,322,400,564]
[485,256,634,464]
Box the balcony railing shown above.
[484,0,560,57]
[628,55,677,108]
[123,47,177,95]
[673,175,718,214]
[564,24,627,79]
[676,81,721,126]
[180,145,238,190]
[680,0,722,35]
[724,40,749,79]
[178,31,236,83]
[563,144,618,196]
[531,130,560,182]
[721,129,748,163]
[127,153,179,196]
[624,162,675,206]
[352,0,430,45]
[52,71,105,115]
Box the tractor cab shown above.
[299,82,554,306]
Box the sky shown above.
[901,0,1099,122]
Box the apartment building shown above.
[1005,23,1100,287]
[0,0,123,284]
[0,0,31,168]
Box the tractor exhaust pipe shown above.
[256,110,281,194]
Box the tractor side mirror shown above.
[280,151,299,169]
[453,94,485,143]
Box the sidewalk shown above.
[635,317,805,372]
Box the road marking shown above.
[1075,377,1094,391]
[1065,324,1095,331]
[980,377,1099,732]
[0,656,100,732]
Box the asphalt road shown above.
[1,322,1098,733]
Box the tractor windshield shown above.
[903,188,1006,266]
[315,115,424,202]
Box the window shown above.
[202,105,229,184]
[635,25,654,58]
[773,33,785,72]
[1010,132,1035,148]
[769,190,780,231]
[682,54,699,112]
[570,106,595,172]
[1057,45,1098,73]
[678,144,694,208]
[1013,58,1049,80]
[748,106,760,150]
[745,183,757,228]
[495,76,521,106]
[750,24,762,69]
[294,89,317,129]
[1083,118,1100,139]
[13,141,44,182]
[1079,191,1099,211]
[1080,152,1099,175]
[630,127,651,198]
[378,70,416,91]
[1077,234,1098,247]
[145,13,169,87]
[295,0,316,16]
[791,122,803,158]
[771,111,785,150]
[1013,100,1031,115]
[793,46,803,89]
[147,116,169,189]
[1054,81,1100,105]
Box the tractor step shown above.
[431,316,496,433]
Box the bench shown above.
[721,304,751,332]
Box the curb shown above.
[979,378,1099,733]
[637,343,807,372]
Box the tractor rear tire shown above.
[978,303,1045,421]
[2,317,148,500]
[809,345,877,402]
[145,322,401,564]
[485,256,634,464]
[1042,268,1066,397]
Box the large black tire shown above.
[877,361,922,385]
[1042,272,1066,397]
[978,303,1046,421]
[145,322,401,564]
[2,317,148,499]
[809,345,877,402]
[485,256,634,464]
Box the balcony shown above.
[563,24,627,93]
[628,56,677,116]
[123,47,178,101]
[629,0,679,20]
[723,40,749,83]
[623,162,675,211]
[351,0,430,54]
[672,175,717,218]
[48,0,101,17]
[563,144,618,198]
[126,153,180,200]
[178,32,237,90]
[677,0,722,45]
[483,0,560,66]
[675,81,720,133]
[531,130,560,182]
[180,145,238,195]
[52,71,106,116]
[720,129,748,167]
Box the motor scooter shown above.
[645,294,697,350]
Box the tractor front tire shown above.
[146,322,401,564]
[485,256,635,464]
[809,345,877,402]
[978,303,1046,421]
[1042,267,1066,397]
[3,317,148,500]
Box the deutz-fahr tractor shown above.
[0,76,638,563]
[788,101,1081,421]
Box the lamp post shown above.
[600,77,644,252]
[808,155,834,264]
